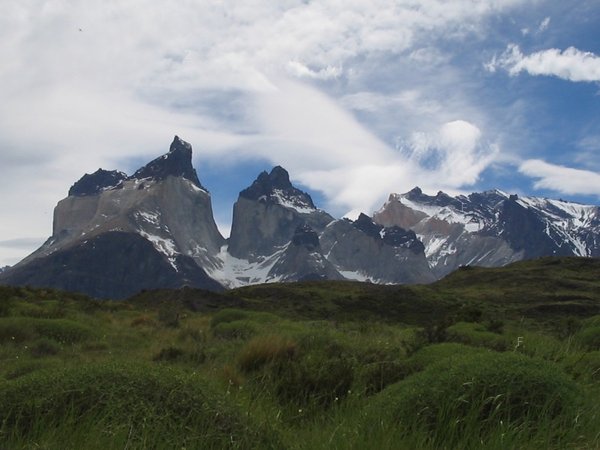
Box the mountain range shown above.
[1,136,598,298]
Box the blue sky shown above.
[1,0,599,266]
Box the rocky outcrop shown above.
[320,214,435,284]
[69,169,127,197]
[266,225,344,282]
[227,167,334,259]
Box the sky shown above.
[1,0,600,267]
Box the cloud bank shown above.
[487,44,600,82]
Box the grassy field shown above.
[0,256,599,449]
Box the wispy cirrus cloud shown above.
[486,44,600,82]
[519,159,600,197]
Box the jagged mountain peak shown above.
[131,136,204,189]
[352,213,423,251]
[69,169,127,197]
[239,165,316,212]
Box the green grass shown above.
[0,256,599,449]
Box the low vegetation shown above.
[0,257,599,449]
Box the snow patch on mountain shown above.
[271,189,316,213]
[139,231,179,270]
[208,245,286,288]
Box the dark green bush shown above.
[212,320,257,340]
[153,346,186,362]
[0,300,13,317]
[0,363,281,449]
[563,350,600,383]
[367,352,583,445]
[210,309,249,328]
[0,318,94,344]
[407,343,488,373]
[32,319,95,343]
[157,306,180,328]
[270,352,354,407]
[238,334,297,372]
[0,318,34,343]
[446,321,509,351]
[574,326,600,350]
[358,360,411,395]
[16,302,66,319]
[29,338,61,358]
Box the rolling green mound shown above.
[1,256,599,449]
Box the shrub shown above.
[152,346,186,362]
[130,314,157,327]
[157,306,180,328]
[210,309,248,328]
[238,335,297,372]
[0,300,12,317]
[407,343,488,373]
[574,326,600,350]
[358,360,411,395]
[367,352,583,446]
[446,321,509,351]
[0,363,281,449]
[29,338,61,358]
[177,326,205,343]
[0,317,94,344]
[212,320,257,340]
[32,319,95,343]
[16,303,66,319]
[555,316,582,339]
[270,353,354,407]
[563,350,600,383]
[0,318,34,343]
[485,319,505,334]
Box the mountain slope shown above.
[374,188,600,277]
[1,137,225,296]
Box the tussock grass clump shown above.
[0,362,281,449]
[367,352,583,447]
[152,346,186,362]
[130,314,157,327]
[238,334,297,372]
[0,317,94,344]
[29,337,61,358]
[446,321,510,351]
[358,360,411,395]
[14,302,66,319]
[212,320,258,340]
[574,326,600,350]
[407,342,489,373]
[210,309,249,328]
[563,350,600,383]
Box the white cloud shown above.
[519,160,600,196]
[403,120,497,186]
[538,16,551,32]
[0,0,528,265]
[487,44,600,82]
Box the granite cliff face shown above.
[320,214,435,284]
[4,137,225,297]
[227,167,334,259]
[2,136,598,298]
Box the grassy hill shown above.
[0,257,599,449]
